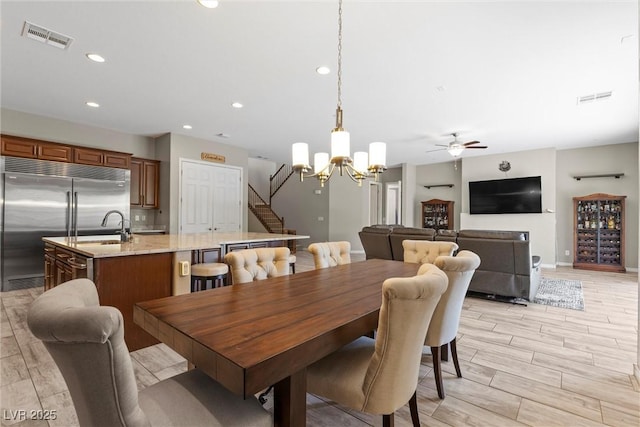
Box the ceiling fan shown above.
[426,133,488,157]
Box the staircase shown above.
[248,183,285,234]
[248,164,295,235]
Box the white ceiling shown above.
[1,1,638,167]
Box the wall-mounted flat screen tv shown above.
[469,176,542,214]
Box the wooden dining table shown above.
[133,258,420,427]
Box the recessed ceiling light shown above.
[86,53,105,63]
[316,66,330,75]
[86,101,100,108]
[197,0,219,8]
[231,102,243,109]
[183,124,192,130]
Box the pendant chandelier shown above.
[291,0,386,187]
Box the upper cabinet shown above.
[1,135,73,162]
[74,147,131,168]
[1,134,131,169]
[130,158,159,209]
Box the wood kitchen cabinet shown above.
[44,244,89,290]
[2,134,131,168]
[2,134,73,162]
[74,146,131,168]
[130,157,159,208]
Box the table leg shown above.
[274,368,306,427]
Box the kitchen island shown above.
[42,231,309,350]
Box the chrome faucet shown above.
[101,210,130,242]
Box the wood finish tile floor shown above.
[1,252,638,426]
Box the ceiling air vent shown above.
[21,21,73,50]
[577,91,613,105]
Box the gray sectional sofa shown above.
[358,226,541,301]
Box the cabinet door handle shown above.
[68,258,87,269]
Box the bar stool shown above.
[289,254,296,274]
[190,262,229,292]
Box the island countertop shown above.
[43,231,309,258]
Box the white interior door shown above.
[180,160,242,234]
[181,161,214,233]
[385,181,402,225]
[212,167,241,232]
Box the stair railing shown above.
[248,183,285,234]
[270,163,294,203]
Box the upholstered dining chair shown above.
[306,264,448,427]
[26,279,272,427]
[419,250,481,399]
[402,239,458,265]
[224,247,290,285]
[307,241,351,269]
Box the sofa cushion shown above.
[359,226,394,260]
[457,229,528,241]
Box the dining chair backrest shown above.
[27,279,147,427]
[362,264,447,413]
[402,240,458,265]
[27,279,272,427]
[224,247,290,284]
[307,241,351,269]
[421,250,481,346]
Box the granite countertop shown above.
[43,232,309,258]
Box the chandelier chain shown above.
[337,0,343,108]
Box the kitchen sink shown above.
[74,240,121,246]
[73,236,123,246]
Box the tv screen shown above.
[469,176,542,214]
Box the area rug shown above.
[533,278,584,310]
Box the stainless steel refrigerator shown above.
[1,156,130,291]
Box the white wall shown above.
[271,172,330,245]
[166,133,249,234]
[247,157,276,201]
[414,161,462,229]
[460,148,557,268]
[556,143,638,268]
[1,108,155,158]
[328,174,369,251]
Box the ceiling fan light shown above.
[448,144,464,157]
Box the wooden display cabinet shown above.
[421,199,454,230]
[573,193,625,272]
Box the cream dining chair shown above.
[307,241,351,269]
[306,264,448,427]
[402,239,458,265]
[419,250,481,399]
[26,278,272,427]
[224,247,290,285]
